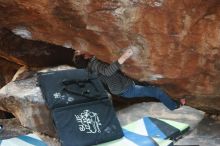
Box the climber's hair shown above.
[72,51,91,69]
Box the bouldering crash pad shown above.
[97,116,190,146]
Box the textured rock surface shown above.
[0,118,60,146]
[176,117,220,146]
[0,66,74,136]
[0,28,74,67]
[0,0,220,111]
[0,118,31,140]
[117,102,205,129]
[0,76,55,136]
[0,58,20,88]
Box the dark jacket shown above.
[87,57,134,95]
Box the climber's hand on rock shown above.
[124,48,134,58]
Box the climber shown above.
[72,46,185,110]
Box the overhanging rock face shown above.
[0,0,220,111]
